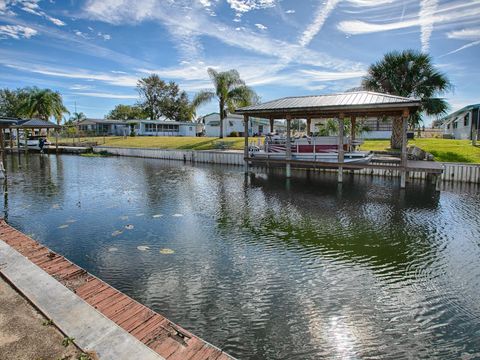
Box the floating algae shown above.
[111,230,123,237]
[172,214,183,217]
[125,224,134,230]
[137,246,150,251]
[152,214,163,218]
[159,248,175,255]
[58,224,69,229]
[108,247,118,252]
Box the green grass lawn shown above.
[52,136,252,150]
[51,136,480,163]
[361,139,480,163]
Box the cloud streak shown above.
[0,24,37,39]
[419,0,438,52]
[299,0,340,47]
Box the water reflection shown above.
[1,154,480,359]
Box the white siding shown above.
[443,110,472,139]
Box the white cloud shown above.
[0,24,37,39]
[4,63,140,87]
[83,0,363,72]
[447,28,480,40]
[255,23,267,30]
[419,0,438,52]
[2,0,66,26]
[299,0,340,47]
[74,91,137,99]
[300,69,366,81]
[345,0,394,6]
[226,0,276,14]
[338,0,480,37]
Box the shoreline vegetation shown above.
[49,136,480,164]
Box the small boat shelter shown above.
[236,91,443,189]
[0,117,61,156]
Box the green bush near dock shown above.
[49,136,480,164]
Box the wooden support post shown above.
[400,109,409,189]
[0,129,5,161]
[286,115,292,178]
[244,114,249,173]
[269,118,274,134]
[9,127,13,151]
[306,117,311,135]
[24,129,28,154]
[338,114,344,183]
[350,116,356,151]
[16,129,20,152]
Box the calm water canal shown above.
[1,154,480,359]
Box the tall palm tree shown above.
[362,50,451,149]
[193,68,258,138]
[20,87,69,124]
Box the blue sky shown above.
[0,0,479,124]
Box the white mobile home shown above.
[440,104,480,140]
[200,113,285,137]
[128,119,203,137]
[77,119,128,136]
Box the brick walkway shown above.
[0,220,233,360]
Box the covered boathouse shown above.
[235,91,444,190]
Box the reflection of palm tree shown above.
[193,69,258,138]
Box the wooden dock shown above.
[0,220,233,360]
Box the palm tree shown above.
[362,50,451,149]
[192,68,258,138]
[19,87,69,124]
[69,111,87,123]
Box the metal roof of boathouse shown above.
[236,91,421,117]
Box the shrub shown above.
[228,131,238,137]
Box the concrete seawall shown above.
[93,146,480,184]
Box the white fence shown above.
[94,146,244,166]
[93,147,480,184]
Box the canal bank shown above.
[93,146,480,184]
[0,220,234,360]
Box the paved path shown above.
[0,276,85,359]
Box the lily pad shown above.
[125,224,134,230]
[58,224,69,229]
[159,248,175,255]
[111,230,123,237]
[137,246,150,251]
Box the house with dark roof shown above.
[440,104,480,140]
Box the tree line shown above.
[107,69,259,141]
[1,50,451,147]
[0,87,68,123]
